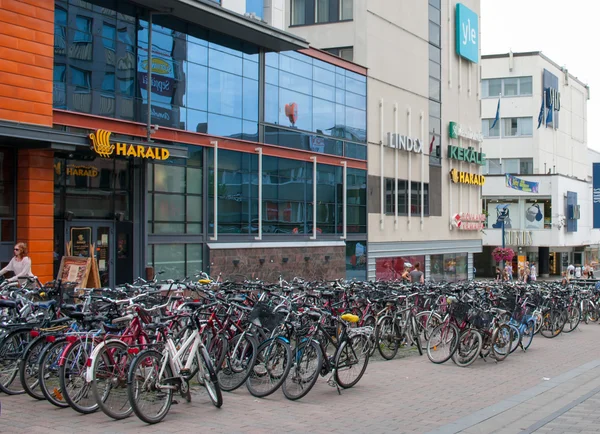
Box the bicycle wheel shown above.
[362,315,377,356]
[20,335,47,400]
[334,333,369,389]
[197,346,223,408]
[562,306,581,333]
[39,338,70,408]
[533,311,543,335]
[127,349,173,425]
[282,339,323,400]
[415,311,442,343]
[206,332,228,373]
[451,329,482,368]
[426,323,459,364]
[521,320,535,351]
[376,316,399,360]
[540,310,564,338]
[217,333,257,392]
[508,324,521,355]
[91,340,133,420]
[59,339,97,414]
[246,337,292,398]
[0,328,31,394]
[491,324,512,362]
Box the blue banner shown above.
[593,163,600,228]
[505,174,539,193]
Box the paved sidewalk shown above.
[3,324,600,433]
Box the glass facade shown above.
[265,51,367,158]
[208,149,367,235]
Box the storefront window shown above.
[346,241,366,280]
[525,199,551,230]
[55,156,132,220]
[147,148,202,235]
[375,256,425,281]
[146,243,204,280]
[484,198,520,229]
[430,253,467,282]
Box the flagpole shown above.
[498,92,502,138]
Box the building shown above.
[477,51,593,277]
[285,0,483,281]
[0,0,368,284]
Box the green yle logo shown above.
[448,145,486,165]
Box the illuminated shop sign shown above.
[385,133,423,153]
[449,168,485,186]
[455,3,479,63]
[447,145,485,165]
[448,122,483,142]
[451,213,485,230]
[89,130,170,160]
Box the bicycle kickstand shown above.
[327,371,342,395]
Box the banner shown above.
[505,174,539,193]
[594,163,600,228]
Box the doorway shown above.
[65,222,114,287]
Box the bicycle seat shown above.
[341,313,360,323]
[306,311,321,321]
[0,299,17,309]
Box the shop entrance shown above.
[65,222,114,287]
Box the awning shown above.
[127,0,309,52]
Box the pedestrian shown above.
[525,265,531,283]
[567,263,575,280]
[530,262,537,282]
[495,267,502,281]
[575,265,582,279]
[409,262,425,284]
[561,272,568,287]
[0,242,34,283]
[590,265,596,279]
[401,263,412,281]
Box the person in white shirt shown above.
[575,265,582,279]
[0,243,34,282]
[530,263,537,281]
[567,264,575,280]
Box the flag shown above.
[429,134,435,154]
[490,96,500,129]
[546,99,553,125]
[537,96,545,129]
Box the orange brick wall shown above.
[17,149,54,283]
[0,0,54,126]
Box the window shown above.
[484,158,533,175]
[482,77,533,98]
[482,118,500,137]
[246,0,264,18]
[74,16,92,43]
[71,67,91,90]
[502,117,533,137]
[102,23,116,50]
[430,253,467,282]
[291,0,352,26]
[323,47,353,62]
[385,179,429,216]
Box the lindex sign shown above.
[447,145,486,166]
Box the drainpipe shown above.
[146,12,154,142]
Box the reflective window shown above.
[385,179,429,217]
[147,149,203,235]
[147,244,203,280]
[291,0,353,25]
[482,77,533,98]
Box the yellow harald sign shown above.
[450,168,485,186]
[89,129,169,160]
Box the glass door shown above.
[65,222,114,287]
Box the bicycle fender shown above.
[85,339,126,383]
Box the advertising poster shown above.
[70,227,91,257]
[487,203,513,229]
[524,203,544,229]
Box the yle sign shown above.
[455,3,479,64]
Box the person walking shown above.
[0,242,34,283]
[409,262,425,284]
[567,264,575,280]
[530,262,537,282]
[575,265,582,279]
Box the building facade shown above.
[0,0,368,284]
[477,52,593,277]
[285,0,483,281]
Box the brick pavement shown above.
[4,324,600,433]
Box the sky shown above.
[481,0,598,150]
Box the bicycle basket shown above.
[449,302,470,323]
[469,308,492,329]
[249,301,285,331]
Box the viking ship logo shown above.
[89,129,115,158]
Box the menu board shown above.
[57,256,92,289]
[70,227,92,257]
